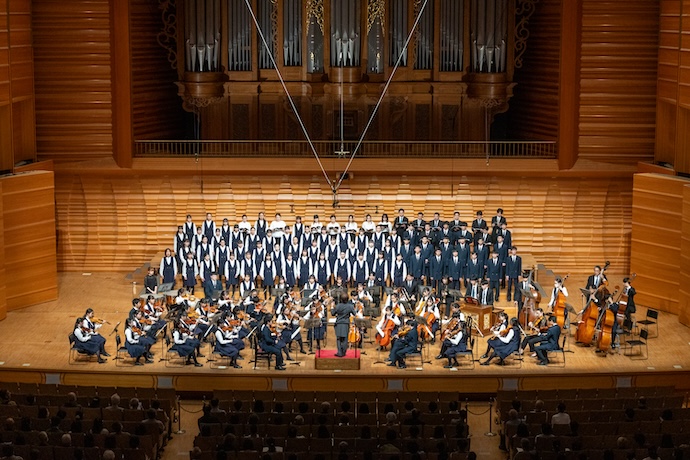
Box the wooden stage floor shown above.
[0,273,689,394]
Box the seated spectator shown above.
[142,408,167,442]
[551,403,570,425]
[0,389,16,406]
[340,401,351,414]
[37,406,49,419]
[106,394,123,411]
[385,412,398,427]
[63,392,80,408]
[198,404,219,428]
[535,423,555,444]
[402,408,424,425]
[358,402,370,414]
[262,437,283,453]
[644,446,662,460]
[532,400,545,413]
[253,400,265,413]
[638,396,648,410]
[48,416,63,433]
[379,429,400,454]
[129,398,143,410]
[37,431,49,446]
[3,417,14,431]
[513,438,534,460]
[61,433,72,447]
[272,401,284,414]
[319,401,331,414]
[102,450,116,460]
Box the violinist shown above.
[442,318,468,369]
[419,292,441,340]
[276,304,305,357]
[131,310,157,353]
[387,318,418,369]
[142,295,166,335]
[191,299,213,346]
[304,300,326,353]
[82,309,110,357]
[170,320,202,367]
[481,311,508,360]
[518,308,547,355]
[534,316,561,365]
[480,317,521,366]
[259,315,286,370]
[213,319,242,368]
[73,317,107,363]
[217,290,233,311]
[125,318,153,366]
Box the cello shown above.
[375,312,396,348]
[553,274,570,329]
[596,286,620,353]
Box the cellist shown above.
[375,305,401,351]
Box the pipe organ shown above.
[171,0,533,142]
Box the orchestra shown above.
[68,209,640,371]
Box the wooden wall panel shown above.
[0,179,5,320]
[1,171,58,310]
[55,173,633,276]
[0,0,35,170]
[579,0,659,163]
[130,0,186,140]
[32,0,112,161]
[680,184,690,326]
[506,0,561,141]
[631,173,690,315]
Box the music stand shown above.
[355,318,372,352]
[304,317,322,356]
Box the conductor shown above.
[331,292,356,357]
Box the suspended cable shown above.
[242,0,332,189]
[333,0,430,193]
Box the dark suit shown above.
[408,254,425,280]
[331,302,356,356]
[486,258,502,299]
[586,274,606,291]
[445,257,464,289]
[479,287,494,306]
[622,286,636,317]
[429,256,444,291]
[535,324,561,363]
[389,325,418,367]
[466,259,483,281]
[259,324,284,366]
[505,255,522,301]
[394,216,408,237]
[204,278,223,299]
[466,283,480,300]
[474,245,489,276]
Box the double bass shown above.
[553,274,570,329]
[576,262,610,344]
[596,286,620,353]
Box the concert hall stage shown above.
[0,273,689,396]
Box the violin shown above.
[92,317,109,325]
[130,326,143,335]
[441,318,460,341]
[500,327,511,337]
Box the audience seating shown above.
[0,383,177,460]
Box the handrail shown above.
[133,140,557,158]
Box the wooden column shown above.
[631,173,690,316]
[680,184,690,327]
[0,179,5,320]
[1,171,58,311]
[110,0,133,168]
[557,0,581,170]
